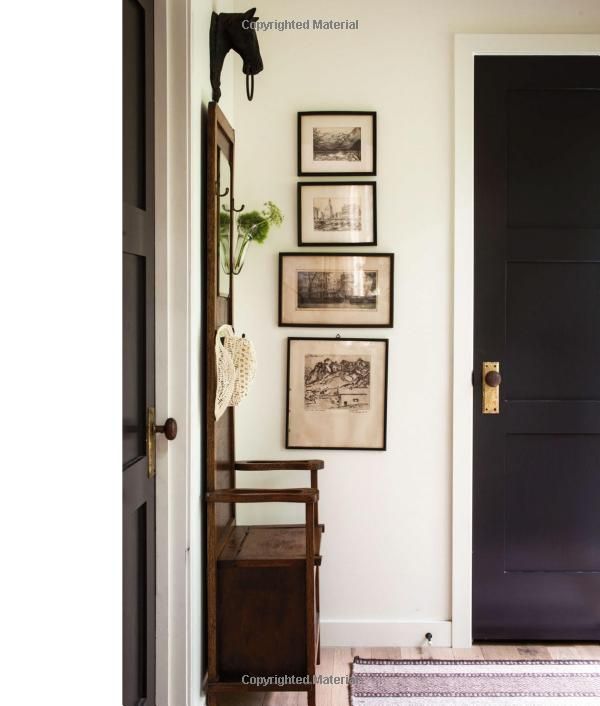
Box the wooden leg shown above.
[317,634,321,665]
[307,684,316,706]
[315,566,321,668]
[206,693,218,706]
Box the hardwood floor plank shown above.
[576,644,600,659]
[218,692,265,706]
[514,644,551,659]
[282,692,301,706]
[401,647,425,659]
[429,647,454,660]
[332,648,352,706]
[452,646,485,660]
[316,645,335,706]
[262,692,298,706]
[480,644,521,660]
[548,644,584,660]
[351,646,371,660]
[317,646,335,675]
[368,647,401,660]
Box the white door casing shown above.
[452,33,600,648]
[155,0,198,703]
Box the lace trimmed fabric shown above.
[214,324,257,420]
[215,325,236,420]
[224,329,257,406]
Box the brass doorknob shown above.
[156,418,178,440]
[484,370,502,388]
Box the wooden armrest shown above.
[206,488,318,504]
[235,459,324,471]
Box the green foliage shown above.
[237,201,283,244]
[219,209,231,241]
[237,210,268,242]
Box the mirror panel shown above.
[206,102,235,543]
[217,147,232,297]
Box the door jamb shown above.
[452,33,600,649]
[155,0,195,703]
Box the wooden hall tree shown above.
[204,102,324,706]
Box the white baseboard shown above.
[320,620,452,647]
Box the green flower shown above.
[237,201,283,244]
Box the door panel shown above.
[505,434,600,572]
[507,89,600,228]
[123,253,147,462]
[123,0,155,702]
[123,0,147,211]
[473,56,600,640]
[505,262,600,400]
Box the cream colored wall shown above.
[230,0,600,646]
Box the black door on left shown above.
[123,0,155,703]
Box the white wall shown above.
[231,0,600,647]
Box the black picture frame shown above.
[286,337,389,450]
[297,111,377,176]
[278,252,394,328]
[297,181,377,247]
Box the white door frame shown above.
[155,0,197,703]
[452,33,600,648]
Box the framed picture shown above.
[286,337,388,450]
[298,181,376,246]
[279,252,394,327]
[298,111,376,176]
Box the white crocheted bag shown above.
[224,330,257,406]
[215,325,236,420]
[214,325,257,420]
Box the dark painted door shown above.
[123,0,155,702]
[473,56,600,640]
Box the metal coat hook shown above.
[216,182,229,198]
[223,202,245,213]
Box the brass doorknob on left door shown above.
[485,370,502,387]
[156,418,178,440]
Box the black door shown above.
[473,56,600,640]
[123,0,155,702]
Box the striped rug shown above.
[350,658,600,705]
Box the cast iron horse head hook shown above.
[210,7,264,103]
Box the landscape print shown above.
[286,337,388,449]
[304,354,370,412]
[313,126,361,162]
[313,196,362,232]
[297,270,378,310]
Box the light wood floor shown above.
[218,644,600,706]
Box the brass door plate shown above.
[482,362,500,414]
[147,406,156,478]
